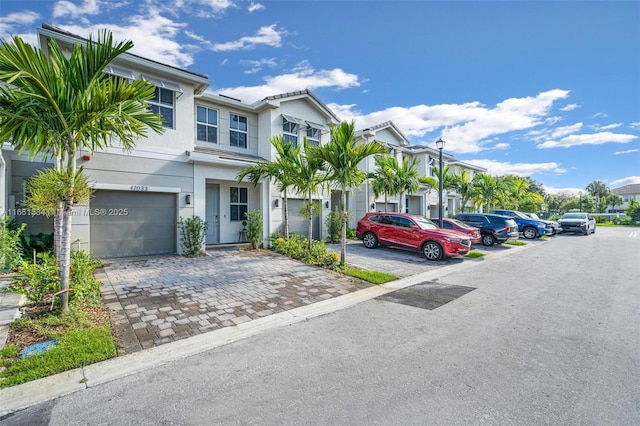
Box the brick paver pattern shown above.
[100,248,371,354]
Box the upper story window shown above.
[283,118,298,147]
[306,127,320,146]
[230,113,248,148]
[196,106,218,144]
[148,87,175,129]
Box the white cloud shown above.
[213,61,361,102]
[1,11,41,25]
[614,149,639,155]
[490,142,510,150]
[189,0,236,17]
[630,122,640,129]
[212,24,284,51]
[560,103,580,111]
[240,58,277,74]
[590,123,623,131]
[464,159,566,177]
[59,12,196,67]
[53,0,100,18]
[610,176,640,186]
[248,2,265,12]
[593,112,608,118]
[551,122,583,139]
[331,89,570,154]
[543,186,584,196]
[537,132,637,149]
[0,11,40,39]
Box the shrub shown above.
[19,231,54,259]
[0,216,25,271]
[69,251,103,305]
[245,210,263,249]
[346,228,357,239]
[178,216,208,257]
[9,252,60,303]
[325,207,341,243]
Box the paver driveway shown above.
[99,247,371,354]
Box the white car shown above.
[557,212,596,235]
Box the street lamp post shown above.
[579,191,583,211]
[435,138,446,228]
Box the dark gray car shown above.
[454,213,520,246]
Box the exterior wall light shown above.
[185,194,191,205]
[274,199,279,208]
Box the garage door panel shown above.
[287,199,320,240]
[90,191,176,258]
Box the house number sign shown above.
[130,185,149,191]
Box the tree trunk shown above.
[307,191,313,252]
[283,192,289,239]
[58,200,73,313]
[340,188,347,266]
[53,206,63,259]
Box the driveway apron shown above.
[99,247,371,354]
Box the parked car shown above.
[433,217,482,245]
[557,212,596,235]
[491,209,554,239]
[522,212,562,235]
[356,213,472,261]
[454,213,520,246]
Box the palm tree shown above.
[309,120,387,266]
[472,173,499,211]
[606,193,624,213]
[431,164,456,216]
[585,180,610,213]
[393,156,421,213]
[0,30,163,312]
[289,137,327,251]
[369,155,397,212]
[450,169,475,212]
[237,135,298,238]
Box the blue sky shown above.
[1,0,638,194]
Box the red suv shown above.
[356,213,472,261]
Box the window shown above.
[230,187,248,221]
[283,118,298,147]
[196,106,218,143]
[148,87,175,128]
[306,127,320,146]
[230,113,248,148]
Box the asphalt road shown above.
[3,227,639,425]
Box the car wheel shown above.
[583,229,589,235]
[362,231,378,248]
[592,226,596,234]
[422,241,443,261]
[523,227,538,239]
[482,233,495,246]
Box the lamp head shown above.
[435,138,446,150]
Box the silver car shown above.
[557,212,596,235]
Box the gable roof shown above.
[612,183,640,195]
[253,89,341,123]
[38,24,210,94]
[355,121,410,147]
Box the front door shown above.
[205,183,220,244]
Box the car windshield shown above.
[527,213,540,219]
[513,211,529,219]
[413,216,439,230]
[562,213,587,219]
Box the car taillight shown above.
[505,226,510,232]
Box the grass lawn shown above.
[337,266,398,284]
[0,303,116,388]
[505,240,526,246]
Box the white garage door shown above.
[90,190,177,258]
[287,199,320,240]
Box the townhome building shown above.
[1,24,486,259]
[1,25,338,258]
[610,184,640,213]
[347,122,487,227]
